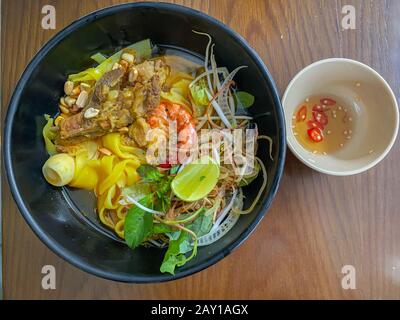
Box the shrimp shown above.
[147,102,197,147]
[147,102,197,165]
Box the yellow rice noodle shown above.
[64,133,141,237]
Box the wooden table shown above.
[2,0,400,299]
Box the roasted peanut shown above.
[64,81,74,95]
[112,63,122,70]
[71,86,81,96]
[121,53,135,64]
[60,97,68,107]
[84,107,100,119]
[98,147,112,156]
[80,82,91,91]
[59,105,70,114]
[64,96,77,107]
[76,91,89,109]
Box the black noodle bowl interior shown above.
[4,2,286,282]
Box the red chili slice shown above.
[159,162,172,169]
[312,104,324,112]
[320,98,336,106]
[296,106,307,122]
[159,164,171,169]
[313,104,330,112]
[313,110,329,126]
[308,127,324,142]
[307,120,324,130]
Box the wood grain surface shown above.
[2,0,400,299]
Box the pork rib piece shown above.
[57,59,168,145]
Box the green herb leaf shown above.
[154,175,173,212]
[190,78,209,106]
[235,91,255,108]
[166,230,181,241]
[188,210,214,237]
[160,231,194,274]
[170,165,180,175]
[160,253,188,275]
[153,223,173,234]
[157,176,173,194]
[137,165,164,183]
[124,195,154,249]
[159,207,215,274]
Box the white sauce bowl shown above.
[282,58,399,176]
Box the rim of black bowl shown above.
[3,2,286,283]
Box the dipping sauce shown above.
[292,96,355,154]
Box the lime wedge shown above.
[171,156,220,202]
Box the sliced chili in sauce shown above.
[296,105,307,122]
[307,127,324,142]
[320,98,336,106]
[312,110,329,126]
[307,120,324,130]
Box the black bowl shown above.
[4,2,285,282]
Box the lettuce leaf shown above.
[161,78,192,107]
[42,114,56,155]
[190,78,209,107]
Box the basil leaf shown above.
[124,195,154,249]
[154,176,173,212]
[235,91,255,108]
[157,176,173,194]
[137,165,164,182]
